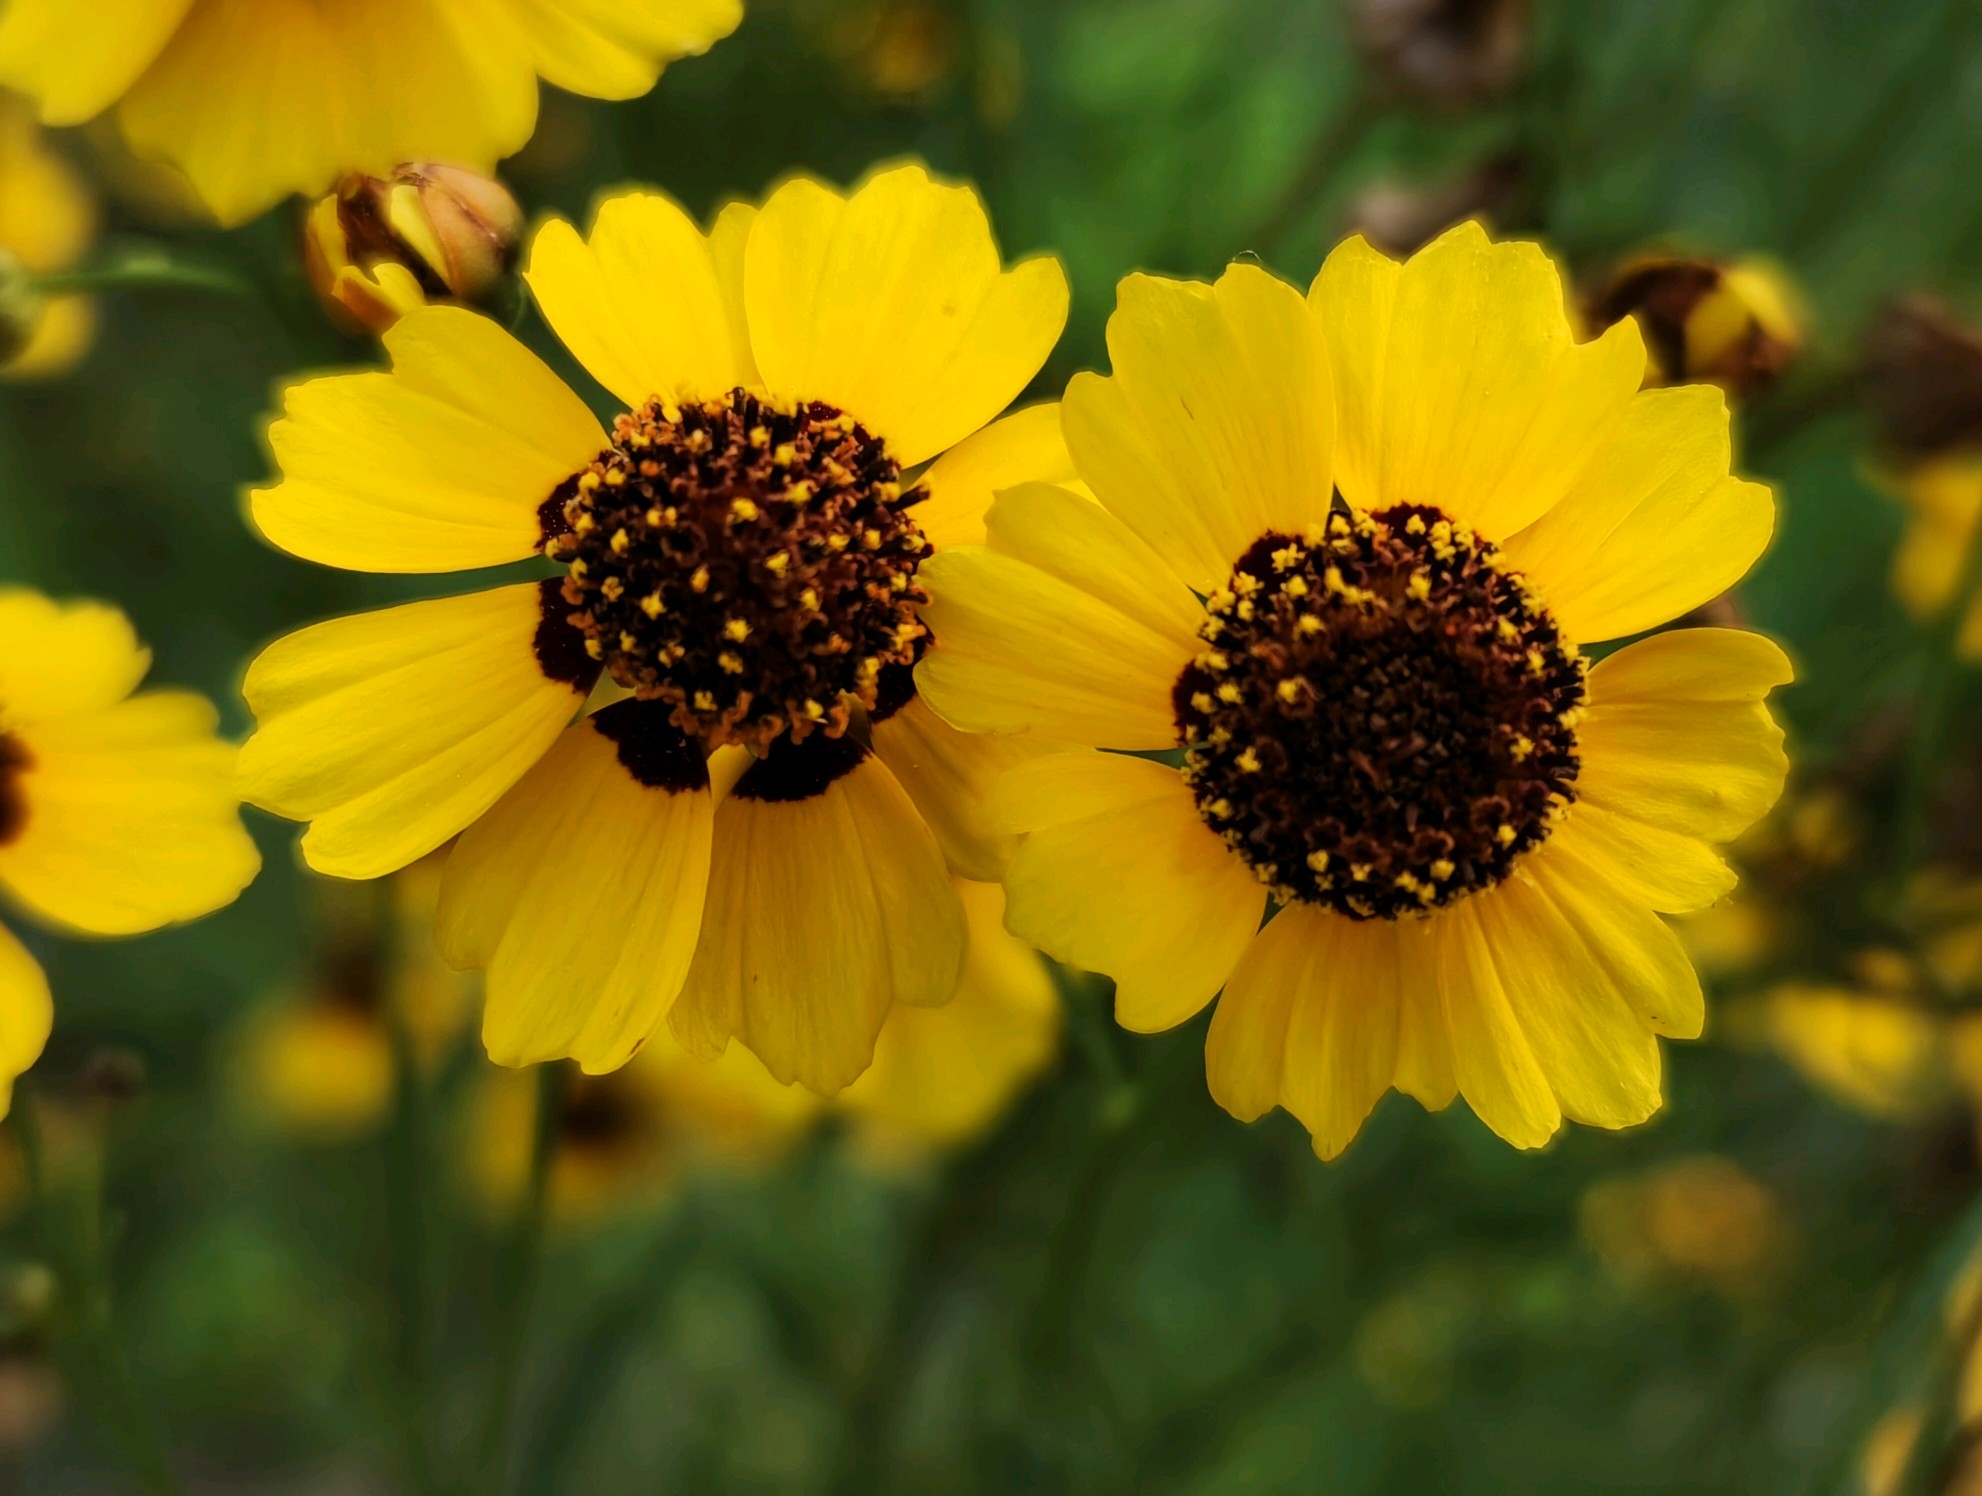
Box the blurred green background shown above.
[6,0,1982,1491]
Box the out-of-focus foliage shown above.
[4,0,1982,1491]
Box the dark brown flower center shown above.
[0,734,29,847]
[545,390,930,754]
[1173,504,1584,921]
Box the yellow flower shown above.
[0,0,744,227]
[1579,1154,1786,1294]
[238,164,1070,1095]
[0,94,97,377]
[233,855,474,1140]
[916,221,1790,1157]
[0,590,260,1112]
[304,163,524,339]
[470,1040,816,1225]
[1885,451,1982,658]
[834,879,1060,1159]
[1587,252,1806,398]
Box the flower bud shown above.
[1866,295,1982,460]
[304,163,523,338]
[1354,0,1529,108]
[1342,154,1526,256]
[1588,253,1806,399]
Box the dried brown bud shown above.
[304,163,523,338]
[1354,0,1529,108]
[1588,253,1806,400]
[1866,295,1982,460]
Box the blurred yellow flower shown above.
[304,164,524,339]
[0,590,260,1113]
[1885,451,1982,658]
[0,0,743,226]
[917,220,1789,1157]
[1588,252,1806,399]
[233,855,474,1141]
[834,880,1060,1161]
[470,1039,816,1226]
[1761,982,1941,1120]
[238,163,1069,1096]
[1581,1154,1788,1295]
[0,95,96,378]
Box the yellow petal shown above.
[1063,264,1334,591]
[1886,455,1982,657]
[744,163,1068,466]
[996,751,1263,1032]
[706,200,762,391]
[1549,802,1736,915]
[1502,384,1774,642]
[915,486,1200,749]
[914,402,1081,552]
[1205,905,1399,1160]
[526,189,752,408]
[1470,852,1668,1128]
[0,99,98,274]
[868,693,1062,882]
[438,701,715,1073]
[119,0,538,227]
[669,740,965,1094]
[238,582,592,880]
[4,295,97,381]
[835,879,1060,1150]
[0,691,259,936]
[1434,899,1562,1149]
[488,0,740,98]
[0,921,51,1117]
[0,0,194,125]
[1391,914,1456,1111]
[1309,222,1646,541]
[1577,627,1793,844]
[253,306,605,573]
[0,591,149,728]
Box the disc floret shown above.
[547,390,931,752]
[1173,504,1585,920]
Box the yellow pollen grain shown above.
[573,513,596,534]
[610,529,631,554]
[1431,859,1456,881]
[1208,726,1232,747]
[799,586,819,610]
[645,506,666,528]
[600,577,624,601]
[1306,850,1330,873]
[1351,863,1372,882]
[1208,797,1234,818]
[1253,863,1279,885]
[827,533,850,551]
[686,429,712,454]
[1509,735,1535,761]
[578,471,602,493]
[718,651,744,674]
[1191,691,1214,713]
[803,698,827,720]
[1197,649,1229,672]
[1495,823,1516,846]
[1526,648,1546,675]
[690,566,711,592]
[787,480,814,505]
[723,618,750,642]
[1207,588,1236,614]
[569,559,589,578]
[1271,544,1304,571]
[1328,514,1351,537]
[618,631,638,653]
[1296,614,1323,636]
[731,497,760,522]
[1284,576,1310,598]
[765,552,790,575]
[583,638,603,660]
[1406,571,1432,601]
[1216,682,1244,704]
[640,592,665,618]
[1235,573,1263,597]
[693,690,717,711]
[748,425,770,448]
[603,469,626,487]
[1275,678,1304,704]
[1235,747,1262,773]
[772,442,797,466]
[835,413,857,434]
[1497,618,1519,641]
[1236,600,1255,621]
[1405,513,1426,535]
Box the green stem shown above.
[383,1000,442,1494]
[16,1091,182,1496]
[472,1060,563,1489]
[1889,498,1982,898]
[25,253,254,300]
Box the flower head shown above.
[305,163,524,338]
[0,0,744,225]
[917,221,1790,1156]
[239,163,1070,1095]
[0,590,260,1112]
[1588,251,1806,398]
